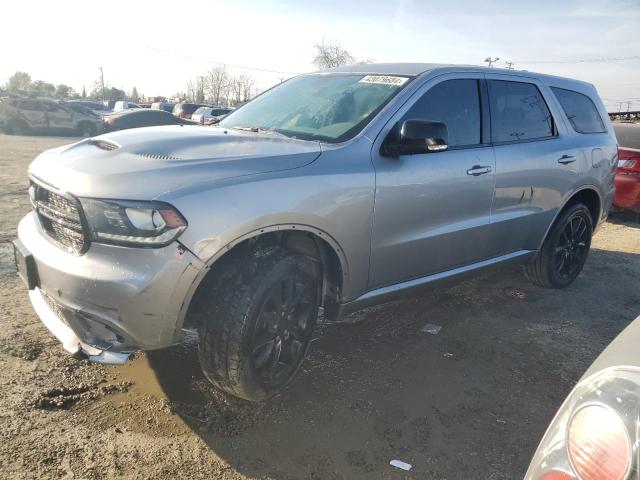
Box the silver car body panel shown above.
[18,63,617,356]
[18,212,204,352]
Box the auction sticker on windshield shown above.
[359,75,409,86]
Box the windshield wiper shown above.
[230,126,291,138]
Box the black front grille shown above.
[30,180,88,254]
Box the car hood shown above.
[582,314,640,380]
[28,125,322,199]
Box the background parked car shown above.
[113,101,142,112]
[151,102,175,112]
[613,123,640,216]
[0,97,102,136]
[191,106,233,125]
[172,102,209,119]
[103,108,196,131]
[525,313,640,480]
[65,100,112,117]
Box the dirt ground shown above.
[1,133,639,480]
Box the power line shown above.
[146,46,301,75]
[515,55,640,64]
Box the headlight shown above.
[525,367,639,480]
[80,198,187,247]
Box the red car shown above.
[613,123,640,215]
[615,147,640,213]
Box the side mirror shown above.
[381,119,449,156]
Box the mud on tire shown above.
[196,246,320,401]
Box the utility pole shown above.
[99,67,105,103]
[484,56,500,68]
[505,61,515,70]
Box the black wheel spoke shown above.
[575,219,587,243]
[268,338,283,374]
[253,338,276,369]
[557,253,567,275]
[249,265,319,387]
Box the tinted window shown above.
[19,99,42,111]
[402,79,481,147]
[44,102,64,112]
[182,104,202,115]
[488,80,554,143]
[551,87,605,134]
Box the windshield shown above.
[219,74,410,142]
[194,107,210,115]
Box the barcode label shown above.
[359,75,408,86]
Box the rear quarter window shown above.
[488,80,555,143]
[18,99,43,111]
[551,87,606,134]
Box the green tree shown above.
[55,84,76,99]
[81,85,86,98]
[5,71,32,93]
[28,80,56,97]
[130,86,139,103]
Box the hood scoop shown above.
[89,139,119,151]
[136,152,183,160]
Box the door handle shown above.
[466,165,492,176]
[558,154,576,165]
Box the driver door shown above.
[369,74,496,289]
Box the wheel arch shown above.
[538,185,602,250]
[179,224,349,332]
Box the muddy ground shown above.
[1,133,639,479]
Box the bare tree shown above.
[312,39,355,69]
[228,75,242,105]
[185,80,197,102]
[239,73,255,102]
[205,66,230,106]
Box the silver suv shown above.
[14,64,617,401]
[0,97,103,137]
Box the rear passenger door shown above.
[484,74,581,255]
[45,103,75,133]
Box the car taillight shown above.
[618,160,637,168]
[525,368,639,480]
[199,115,204,125]
[539,471,575,480]
[567,405,631,480]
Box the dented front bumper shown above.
[16,212,203,362]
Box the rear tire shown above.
[76,122,96,137]
[197,246,320,401]
[525,203,593,288]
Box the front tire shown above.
[5,119,29,135]
[525,203,593,288]
[197,247,320,401]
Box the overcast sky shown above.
[1,0,639,110]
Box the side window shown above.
[551,87,605,134]
[403,79,481,148]
[488,80,554,143]
[44,102,63,112]
[18,99,42,111]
